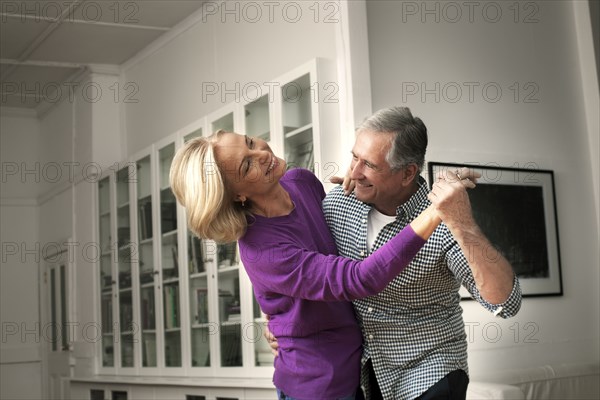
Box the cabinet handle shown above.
[153,270,160,275]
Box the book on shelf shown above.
[163,285,179,329]
[160,199,177,233]
[170,245,179,275]
[189,236,204,274]
[193,288,208,324]
[101,297,113,333]
[141,297,155,330]
[143,335,157,367]
[138,201,153,240]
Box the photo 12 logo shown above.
[400,1,540,24]
[401,81,540,104]
[200,1,341,24]
[1,1,140,24]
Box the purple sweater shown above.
[238,169,425,400]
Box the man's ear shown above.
[401,164,419,187]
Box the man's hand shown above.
[263,318,279,357]
[428,169,476,230]
[429,168,515,305]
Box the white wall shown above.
[0,112,43,400]
[365,0,599,375]
[0,69,119,396]
[122,0,339,156]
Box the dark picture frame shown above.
[428,162,563,297]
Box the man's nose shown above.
[350,161,363,180]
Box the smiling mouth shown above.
[266,156,276,175]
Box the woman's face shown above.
[213,132,286,201]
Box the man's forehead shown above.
[353,131,392,155]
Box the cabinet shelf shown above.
[217,265,239,274]
[189,272,208,279]
[163,277,179,285]
[191,323,212,329]
[284,123,313,140]
[162,230,177,238]
[220,321,242,327]
[140,282,154,289]
[118,243,133,252]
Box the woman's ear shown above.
[235,195,247,207]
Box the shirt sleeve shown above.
[444,227,523,318]
[240,225,426,302]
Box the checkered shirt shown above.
[322,177,522,400]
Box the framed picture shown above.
[427,162,563,297]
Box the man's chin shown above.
[354,186,373,202]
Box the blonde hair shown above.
[169,132,248,243]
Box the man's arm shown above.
[429,171,516,304]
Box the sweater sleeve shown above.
[240,225,426,301]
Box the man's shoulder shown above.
[323,186,364,211]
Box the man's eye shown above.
[249,138,254,148]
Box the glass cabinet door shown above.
[116,166,134,368]
[98,176,114,367]
[217,242,242,367]
[245,95,270,142]
[282,74,314,170]
[136,156,157,367]
[183,128,213,368]
[159,143,181,367]
[211,113,234,134]
[189,234,210,367]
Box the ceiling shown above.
[0,0,206,115]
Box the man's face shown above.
[349,130,415,215]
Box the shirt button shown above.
[368,334,374,340]
[362,218,366,223]
[367,307,373,312]
[360,251,365,257]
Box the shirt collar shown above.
[396,176,429,220]
[359,176,429,221]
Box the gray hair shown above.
[357,107,428,173]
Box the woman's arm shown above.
[242,214,438,302]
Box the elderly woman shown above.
[170,131,472,400]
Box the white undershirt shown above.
[367,208,397,252]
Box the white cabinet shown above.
[93,58,339,385]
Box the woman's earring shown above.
[241,200,245,208]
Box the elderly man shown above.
[267,106,522,399]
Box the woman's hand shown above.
[330,167,355,195]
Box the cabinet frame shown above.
[94,58,339,380]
